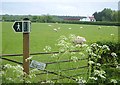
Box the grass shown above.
[2,22,118,83]
[2,22,118,54]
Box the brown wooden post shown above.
[23,18,30,75]
[23,33,29,74]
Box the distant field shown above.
[2,22,118,83]
[2,22,118,54]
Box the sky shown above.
[1,0,120,16]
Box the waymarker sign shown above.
[12,18,31,75]
[12,21,31,33]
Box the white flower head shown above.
[96,63,101,66]
[86,47,92,53]
[102,45,110,51]
[100,75,106,79]
[116,65,120,69]
[43,46,51,52]
[82,44,88,47]
[4,64,12,69]
[92,43,99,46]
[51,54,58,58]
[111,79,117,83]
[69,34,76,39]
[89,77,98,80]
[88,61,94,65]
[77,77,86,83]
[71,56,78,62]
[75,44,82,48]
[111,52,117,57]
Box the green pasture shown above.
[2,22,118,83]
[2,22,118,54]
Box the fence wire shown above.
[1,50,89,83]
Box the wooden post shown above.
[23,33,29,74]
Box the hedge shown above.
[54,20,120,26]
[96,41,120,63]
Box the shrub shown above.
[96,41,120,64]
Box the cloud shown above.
[2,0,119,2]
[2,0,118,16]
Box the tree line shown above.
[93,8,119,22]
[2,14,54,22]
[1,8,119,23]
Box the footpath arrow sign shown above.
[12,21,31,33]
[12,21,23,32]
[12,18,31,75]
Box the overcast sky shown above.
[1,0,119,16]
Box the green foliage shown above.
[2,22,118,54]
[2,10,120,26]
[2,22,119,83]
[2,35,120,84]
[93,8,119,22]
[87,43,119,84]
[96,41,120,63]
[57,20,120,26]
[2,64,41,83]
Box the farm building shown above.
[64,18,81,21]
[63,16,96,22]
[63,16,85,21]
[80,16,96,22]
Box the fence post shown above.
[23,18,30,75]
[23,33,29,74]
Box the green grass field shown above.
[2,22,118,83]
[2,22,118,54]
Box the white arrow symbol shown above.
[17,23,20,31]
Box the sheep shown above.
[48,24,52,27]
[80,27,83,28]
[58,27,60,30]
[98,26,101,30]
[73,36,86,44]
[53,28,58,32]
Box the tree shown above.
[32,16,38,22]
[93,8,118,22]
[40,14,53,23]
[101,8,113,21]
